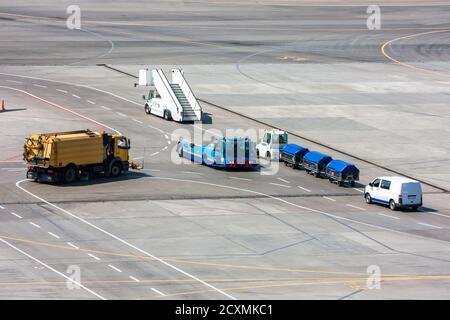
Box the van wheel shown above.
[110,162,122,178]
[389,199,397,211]
[365,193,372,204]
[266,152,271,163]
[63,166,77,184]
[144,104,151,114]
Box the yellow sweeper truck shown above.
[23,129,137,183]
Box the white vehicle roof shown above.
[266,129,286,134]
[375,176,419,184]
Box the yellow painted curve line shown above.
[381,29,450,77]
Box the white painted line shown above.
[417,222,443,229]
[168,140,171,145]
[10,212,22,219]
[33,84,47,88]
[72,94,80,99]
[269,182,291,188]
[129,276,140,282]
[164,134,169,139]
[67,242,79,250]
[100,106,111,110]
[229,176,252,181]
[377,212,400,220]
[297,186,311,192]
[55,89,68,93]
[353,188,364,193]
[150,152,160,156]
[0,237,105,300]
[87,253,100,261]
[181,171,204,175]
[346,204,366,211]
[151,287,166,297]
[29,222,41,229]
[277,177,290,184]
[5,79,23,84]
[132,156,144,160]
[86,100,96,105]
[108,264,122,273]
[425,211,450,219]
[132,118,143,124]
[116,112,127,117]
[0,205,5,209]
[48,232,60,239]
[162,146,168,151]
[142,169,160,172]
[323,196,336,202]
[16,179,236,300]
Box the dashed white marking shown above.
[87,253,100,261]
[0,238,105,300]
[164,134,169,139]
[33,84,47,88]
[297,186,311,192]
[108,264,122,273]
[162,146,168,151]
[86,100,96,105]
[150,152,160,156]
[116,112,127,117]
[277,177,290,184]
[56,89,68,93]
[129,276,140,282]
[377,212,400,220]
[100,106,111,110]
[353,188,364,193]
[5,79,23,84]
[67,242,79,250]
[10,212,22,219]
[48,232,60,239]
[424,211,450,219]
[417,222,443,229]
[151,287,166,296]
[323,196,336,202]
[29,222,41,229]
[181,171,204,175]
[0,205,5,209]
[229,176,252,181]
[269,182,291,188]
[132,118,143,124]
[132,156,144,160]
[17,176,236,299]
[142,168,160,172]
[72,94,80,99]
[346,204,366,211]
[168,140,171,145]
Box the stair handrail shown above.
[154,69,181,115]
[172,69,202,120]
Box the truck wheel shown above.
[63,166,77,184]
[144,104,151,114]
[256,150,260,159]
[365,193,372,204]
[164,110,171,121]
[389,199,397,211]
[178,147,183,158]
[266,152,271,162]
[110,162,122,178]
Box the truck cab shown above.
[256,130,288,161]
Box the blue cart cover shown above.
[281,144,309,156]
[326,160,359,175]
[303,151,333,165]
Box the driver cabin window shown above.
[117,138,127,148]
[372,179,381,188]
[263,133,271,144]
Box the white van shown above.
[364,176,423,211]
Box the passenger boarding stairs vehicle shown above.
[138,68,202,122]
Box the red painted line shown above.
[2,153,23,161]
[0,85,120,134]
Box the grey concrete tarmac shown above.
[0,0,450,299]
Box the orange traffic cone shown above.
[1,100,4,111]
